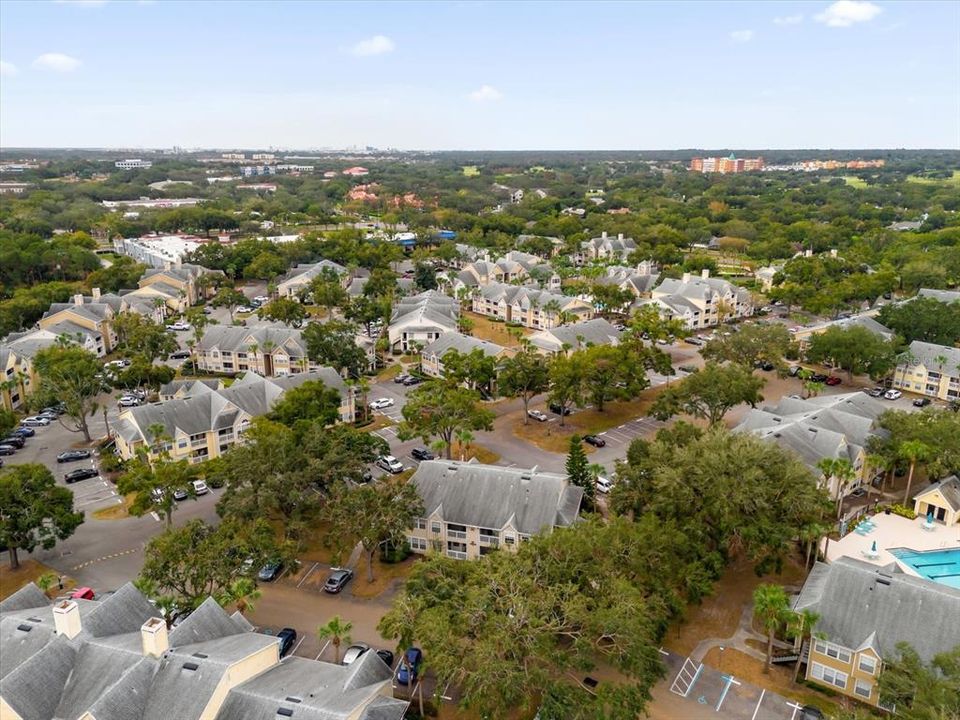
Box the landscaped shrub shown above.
[887,503,917,520]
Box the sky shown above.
[0,0,958,150]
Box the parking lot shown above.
[595,416,666,446]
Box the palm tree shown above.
[899,440,932,505]
[830,459,856,519]
[217,577,261,616]
[317,615,353,664]
[36,572,59,597]
[803,380,824,399]
[787,609,822,684]
[455,429,474,461]
[753,583,790,673]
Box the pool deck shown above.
[826,513,960,576]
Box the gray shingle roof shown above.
[197,324,309,356]
[477,283,588,313]
[0,616,57,681]
[917,288,960,304]
[794,557,960,662]
[277,260,347,286]
[0,635,76,720]
[168,597,250,648]
[81,657,158,720]
[411,460,582,535]
[901,340,960,373]
[422,332,506,359]
[654,274,751,304]
[913,475,960,511]
[0,583,49,614]
[83,582,158,638]
[528,318,620,353]
[53,638,145,720]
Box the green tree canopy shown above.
[805,325,900,381]
[498,348,550,424]
[256,297,307,327]
[302,320,368,378]
[565,435,594,509]
[398,380,494,459]
[877,296,960,345]
[701,323,794,371]
[878,643,960,719]
[649,361,765,425]
[268,380,342,428]
[32,344,106,442]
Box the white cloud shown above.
[815,1,882,27]
[468,85,503,102]
[774,14,804,25]
[730,29,754,43]
[53,0,109,6]
[33,53,82,72]
[350,35,395,57]
[0,60,18,77]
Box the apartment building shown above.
[38,294,118,355]
[115,234,204,269]
[892,341,960,401]
[917,287,960,303]
[420,332,511,379]
[472,283,592,330]
[0,582,406,720]
[794,557,960,707]
[275,260,347,300]
[735,392,887,500]
[528,317,621,356]
[407,460,583,560]
[0,346,35,411]
[452,250,561,294]
[755,265,780,292]
[644,269,753,330]
[195,324,319,377]
[115,158,153,169]
[113,369,353,462]
[792,315,895,355]
[593,261,660,298]
[690,155,764,174]
[387,291,460,352]
[577,231,637,263]
[912,475,960,526]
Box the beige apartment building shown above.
[472,283,592,330]
[892,341,960,402]
[793,557,960,708]
[38,294,118,355]
[195,324,320,377]
[407,460,583,560]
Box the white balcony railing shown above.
[447,530,467,540]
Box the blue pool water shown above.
[890,548,960,589]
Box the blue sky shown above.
[1,0,957,149]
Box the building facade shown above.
[471,283,592,330]
[645,269,753,330]
[387,291,460,352]
[892,341,960,401]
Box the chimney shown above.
[53,600,82,639]
[617,233,624,240]
[701,268,710,279]
[91,287,101,301]
[141,616,169,658]
[682,272,692,283]
[601,231,608,239]
[73,294,84,306]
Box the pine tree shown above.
[565,435,594,509]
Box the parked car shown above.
[685,337,702,346]
[41,404,66,415]
[258,561,283,582]
[913,397,932,407]
[809,373,828,383]
[37,411,60,421]
[323,567,354,594]
[11,426,34,437]
[342,643,370,665]
[71,587,95,601]
[396,647,424,685]
[402,375,423,387]
[0,445,16,456]
[21,416,51,427]
[169,350,191,360]
[104,359,130,369]
[825,376,842,386]
[253,295,270,306]
[678,365,699,374]
[57,449,91,463]
[276,627,297,657]
[788,365,802,377]
[236,306,254,314]
[868,387,885,397]
[884,389,903,400]
[800,706,824,720]
[168,322,191,331]
[118,396,142,407]
[583,435,606,448]
[527,409,548,422]
[394,373,411,384]
[369,398,395,410]
[595,476,613,494]
[173,487,189,501]
[2,435,25,448]
[377,455,404,474]
[548,403,571,416]
[65,467,98,483]
[411,447,435,461]
[192,480,209,496]
[850,487,867,498]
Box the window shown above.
[408,536,427,552]
[854,679,872,699]
[858,655,877,675]
[814,640,851,664]
[415,518,427,530]
[504,534,515,546]
[431,522,441,534]
[811,662,848,689]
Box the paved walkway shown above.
[690,595,801,665]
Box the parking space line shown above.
[315,639,331,661]
[751,688,765,720]
[290,636,305,657]
[297,562,320,588]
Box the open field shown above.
[463,312,531,348]
[907,169,960,186]
[0,559,76,601]
[840,175,868,188]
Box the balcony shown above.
[479,536,499,548]
[447,530,467,540]
[446,550,467,560]
[190,437,208,448]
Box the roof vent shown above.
[192,652,208,659]
[17,624,33,632]
[277,709,294,718]
[773,433,782,439]
[875,577,891,586]
[26,617,43,623]
[284,697,302,704]
[182,662,199,671]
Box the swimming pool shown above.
[890,547,960,589]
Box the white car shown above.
[236,306,255,314]
[527,409,548,422]
[168,322,191,331]
[104,359,130,369]
[377,455,404,474]
[884,389,903,400]
[595,476,613,494]
[21,416,51,427]
[253,295,270,305]
[192,480,209,496]
[369,398,395,410]
[118,396,142,407]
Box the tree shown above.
[116,314,178,362]
[118,455,197,528]
[877,296,960,346]
[787,609,822,684]
[816,457,856,519]
[308,271,348,315]
[114,359,175,393]
[498,349,550,424]
[216,577,261,616]
[32,345,105,442]
[302,320,368,378]
[210,286,248,322]
[0,464,84,569]
[649,362,765,426]
[879,643,960,720]
[413,262,438,291]
[398,381,494,459]
[590,282,633,318]
[870,408,960,484]
[580,345,647,412]
[322,479,424,583]
[137,518,278,625]
[441,348,498,396]
[268,380,342,428]
[753,584,791,673]
[344,295,391,337]
[547,353,586,427]
[899,439,933,505]
[0,408,16,437]
[257,297,307,327]
[565,435,594,509]
[317,616,353,665]
[805,326,900,382]
[701,323,793,371]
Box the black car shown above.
[169,350,191,360]
[323,567,354,594]
[394,373,410,384]
[276,627,297,657]
[11,426,35,438]
[376,649,394,667]
[402,375,422,386]
[799,706,824,720]
[0,445,16,456]
[57,449,92,463]
[810,373,828,383]
[758,361,775,371]
[583,435,606,448]
[913,398,932,407]
[65,467,98,483]
[549,403,572,416]
[258,561,283,582]
[41,405,66,416]
[411,447,435,461]
[1,435,25,449]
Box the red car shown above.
[71,587,95,600]
[825,376,842,386]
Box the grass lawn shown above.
[512,391,665,454]
[376,364,402,382]
[92,493,137,520]
[839,175,868,188]
[350,555,416,599]
[907,169,960,186]
[449,441,500,464]
[462,165,480,177]
[359,414,395,433]
[0,559,76,600]
[463,312,530,348]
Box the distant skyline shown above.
[1,0,958,150]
